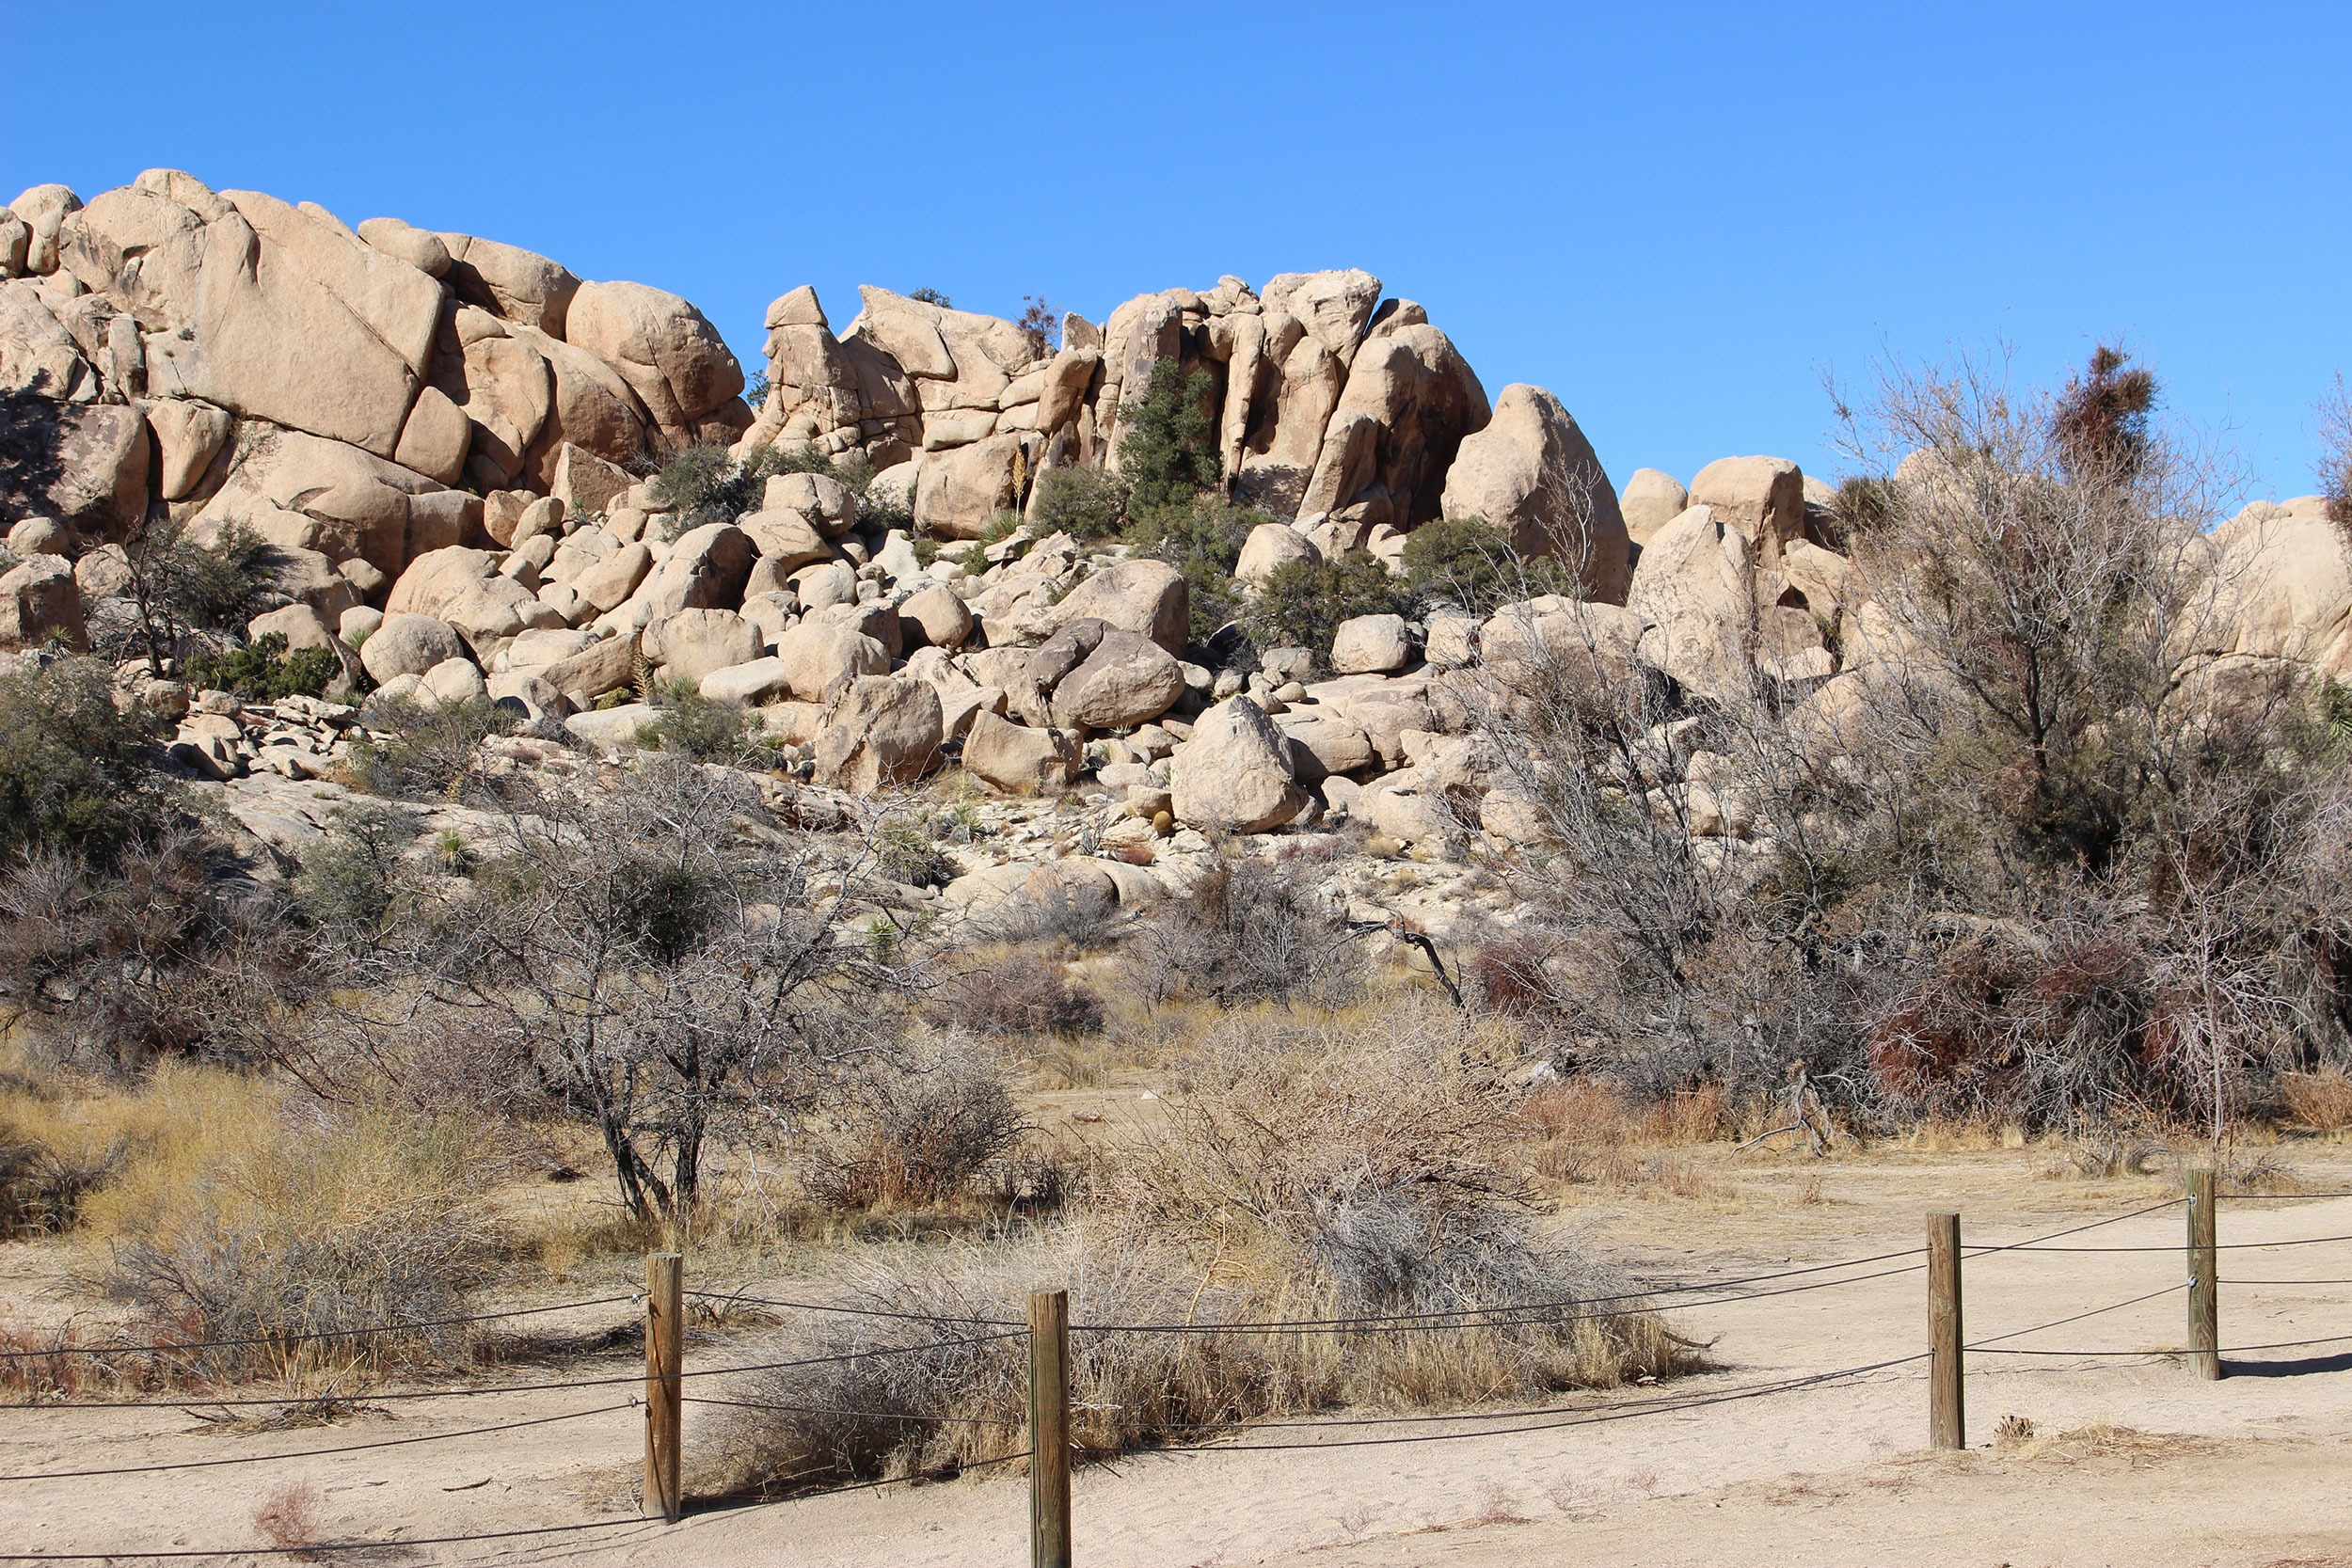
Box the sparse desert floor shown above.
[8,1135,2352,1566]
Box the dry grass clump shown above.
[932,953,1105,1041]
[701,1004,1697,1496]
[1,1064,512,1398]
[2279,1069,2352,1134]
[799,1044,1028,1213]
[1520,1078,1738,1197]
[251,1478,326,1556]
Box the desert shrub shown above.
[1400,515,1569,615]
[908,287,951,307]
[1127,498,1266,646]
[872,815,957,890]
[702,1007,1692,1495]
[1128,852,1363,1009]
[1242,552,1409,663]
[0,656,171,862]
[1016,294,1059,359]
[2051,341,2157,479]
[0,1119,124,1240]
[1119,356,1220,513]
[99,516,282,674]
[935,953,1104,1039]
[66,1068,507,1386]
[2280,1068,2352,1132]
[635,680,755,761]
[0,830,301,1074]
[184,632,343,703]
[1030,466,1128,541]
[652,442,832,531]
[344,695,519,799]
[1467,937,1568,1018]
[801,1047,1027,1211]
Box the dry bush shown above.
[251,1478,324,1556]
[74,1069,508,1389]
[704,1006,1694,1497]
[2280,1069,2352,1132]
[932,954,1105,1040]
[800,1046,1028,1212]
[1126,851,1365,1010]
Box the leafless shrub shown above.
[932,954,1104,1039]
[2280,1068,2352,1132]
[251,1478,324,1556]
[1126,851,1363,1009]
[800,1046,1027,1212]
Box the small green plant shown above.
[1120,357,1220,513]
[634,680,754,761]
[874,816,958,890]
[1243,553,1410,662]
[908,287,952,308]
[912,537,942,567]
[0,656,171,863]
[434,830,474,876]
[346,697,522,800]
[1400,515,1565,615]
[978,512,1025,548]
[949,543,989,576]
[651,443,831,532]
[185,632,344,703]
[1030,466,1129,541]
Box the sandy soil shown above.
[8,1148,2352,1566]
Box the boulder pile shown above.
[7,173,2352,940]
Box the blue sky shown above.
[9,1,2347,501]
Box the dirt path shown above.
[8,1157,2352,1565]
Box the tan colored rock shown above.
[1260,269,1383,366]
[1235,521,1320,587]
[437,233,579,336]
[1299,324,1488,532]
[565,279,743,431]
[1171,696,1305,832]
[1053,629,1186,729]
[1331,613,1413,674]
[8,518,68,557]
[1045,558,1189,655]
[1035,347,1102,433]
[538,631,639,702]
[1,279,96,400]
[738,508,833,573]
[814,675,943,792]
[1626,505,1757,703]
[898,583,974,651]
[0,210,30,277]
[638,523,754,618]
[1274,708,1376,780]
[1438,383,1630,604]
[190,428,443,575]
[246,602,339,652]
[32,403,151,540]
[548,442,635,517]
[1621,467,1690,546]
[914,433,1025,540]
[385,546,555,646]
[774,621,888,703]
[358,611,463,682]
[1688,455,1805,550]
[10,185,83,277]
[392,386,470,485]
[354,217,452,277]
[572,542,653,613]
[701,657,799,706]
[645,608,763,687]
[0,555,87,650]
[961,709,1081,795]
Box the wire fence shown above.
[4,1182,2346,1561]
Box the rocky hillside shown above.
[4,170,2350,942]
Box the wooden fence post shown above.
[2187,1167,2220,1381]
[645,1252,684,1523]
[1928,1212,1964,1450]
[1028,1288,1072,1568]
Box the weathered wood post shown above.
[1029,1288,1072,1568]
[1928,1212,1964,1450]
[2187,1167,2220,1381]
[645,1252,684,1522]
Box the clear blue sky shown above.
[9,1,2347,500]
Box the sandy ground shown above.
[8,1149,2352,1566]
